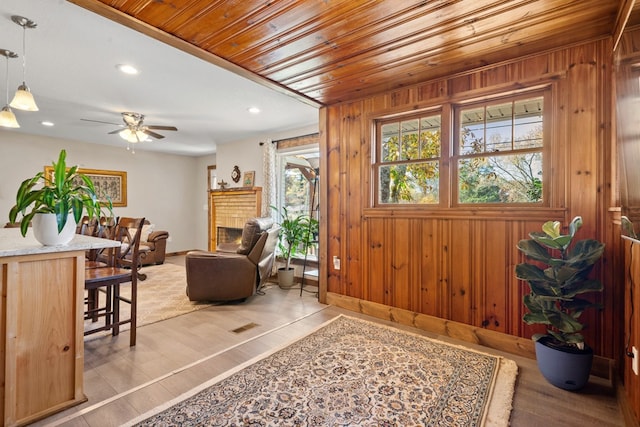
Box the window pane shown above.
[486,102,512,152]
[379,161,439,204]
[460,106,485,155]
[400,119,419,160]
[420,116,441,158]
[284,168,310,217]
[381,123,399,162]
[458,152,543,203]
[514,97,543,149]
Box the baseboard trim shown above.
[326,292,614,382]
[166,250,193,257]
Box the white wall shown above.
[194,154,216,250]
[0,131,202,253]
[215,124,318,215]
[0,124,317,253]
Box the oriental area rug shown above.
[126,315,518,426]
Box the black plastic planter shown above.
[534,336,594,391]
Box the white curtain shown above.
[261,139,277,217]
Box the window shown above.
[456,96,544,204]
[277,148,319,259]
[376,113,442,204]
[374,90,547,206]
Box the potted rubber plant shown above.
[8,149,111,245]
[515,216,605,390]
[272,205,318,288]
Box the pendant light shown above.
[9,15,38,112]
[0,49,20,128]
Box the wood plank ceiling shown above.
[69,0,627,107]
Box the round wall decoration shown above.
[231,165,241,183]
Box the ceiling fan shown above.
[82,112,178,143]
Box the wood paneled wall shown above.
[617,27,640,223]
[319,38,622,361]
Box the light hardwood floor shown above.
[34,256,624,427]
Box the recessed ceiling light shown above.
[40,121,54,126]
[116,64,139,75]
[248,107,261,114]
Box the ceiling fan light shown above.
[119,128,148,143]
[0,105,20,128]
[10,83,38,111]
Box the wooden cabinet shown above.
[209,187,262,250]
[0,250,86,426]
[0,229,119,426]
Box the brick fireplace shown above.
[209,187,262,251]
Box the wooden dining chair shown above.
[84,216,145,346]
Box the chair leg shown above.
[112,284,120,336]
[88,289,99,322]
[130,277,137,346]
[105,286,113,328]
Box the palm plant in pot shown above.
[515,216,605,390]
[272,205,318,289]
[8,149,111,245]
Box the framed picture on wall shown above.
[44,166,127,207]
[243,171,255,187]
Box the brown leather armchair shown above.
[140,229,170,265]
[185,217,279,302]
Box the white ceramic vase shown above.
[32,213,77,246]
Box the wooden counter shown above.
[0,229,119,426]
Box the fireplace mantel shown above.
[209,187,262,250]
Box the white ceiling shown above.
[0,0,319,156]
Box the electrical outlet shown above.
[633,347,639,376]
[333,255,341,270]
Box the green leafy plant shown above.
[515,216,605,349]
[8,149,112,237]
[272,205,318,270]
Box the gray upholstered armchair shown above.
[185,217,280,302]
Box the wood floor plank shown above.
[31,256,624,427]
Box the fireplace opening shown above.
[217,226,243,249]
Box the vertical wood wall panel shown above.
[344,102,364,299]
[480,221,508,333]
[321,38,619,360]
[448,220,472,325]
[324,105,343,295]
[418,219,441,317]
[364,218,385,304]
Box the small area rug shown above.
[127,315,518,426]
[84,262,212,335]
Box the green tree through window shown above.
[457,97,543,204]
[378,115,441,204]
[374,91,546,207]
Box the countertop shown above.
[0,228,120,257]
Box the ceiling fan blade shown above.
[108,129,123,135]
[81,118,122,126]
[143,129,165,139]
[146,125,177,131]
